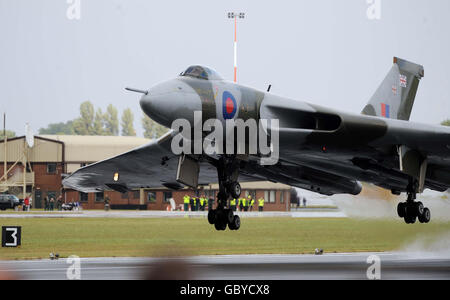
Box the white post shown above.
[3,113,6,183]
[234,16,237,83]
[228,12,245,83]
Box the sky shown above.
[1,0,449,137]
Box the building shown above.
[0,135,291,211]
[0,136,64,207]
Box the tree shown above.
[39,102,120,136]
[73,101,95,135]
[39,121,75,135]
[441,119,450,126]
[142,115,168,139]
[103,104,119,136]
[121,108,136,136]
[93,108,105,136]
[0,130,16,141]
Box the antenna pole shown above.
[3,113,7,183]
[228,12,245,83]
[234,16,237,83]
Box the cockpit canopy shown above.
[179,65,223,81]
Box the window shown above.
[121,192,129,199]
[265,190,276,203]
[280,191,284,204]
[270,191,276,203]
[95,192,104,202]
[148,192,156,203]
[133,191,140,199]
[179,65,223,81]
[79,192,88,202]
[47,191,57,201]
[47,163,57,174]
[163,191,172,203]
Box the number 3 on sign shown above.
[2,226,22,248]
[6,228,18,246]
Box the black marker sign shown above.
[2,226,21,247]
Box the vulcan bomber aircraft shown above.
[63,57,450,231]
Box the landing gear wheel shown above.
[415,202,424,216]
[404,214,417,224]
[224,209,234,224]
[229,182,241,199]
[213,210,227,231]
[404,202,416,224]
[418,207,431,224]
[397,202,406,218]
[214,212,227,231]
[208,210,216,225]
[214,220,227,231]
[229,215,241,231]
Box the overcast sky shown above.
[1,0,449,137]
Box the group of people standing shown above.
[44,195,63,211]
[230,195,265,212]
[183,195,212,212]
[183,194,265,212]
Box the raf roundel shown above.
[222,91,237,120]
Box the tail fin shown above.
[362,57,424,121]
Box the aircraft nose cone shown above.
[140,80,202,128]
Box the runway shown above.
[1,252,449,280]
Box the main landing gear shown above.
[208,208,241,231]
[208,156,242,231]
[397,179,431,224]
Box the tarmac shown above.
[1,252,449,280]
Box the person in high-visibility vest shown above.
[258,198,265,212]
[193,197,198,211]
[200,197,206,211]
[183,195,190,211]
[190,196,195,211]
[203,197,208,210]
[241,198,247,211]
[230,198,237,212]
[243,197,249,212]
[249,195,255,211]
